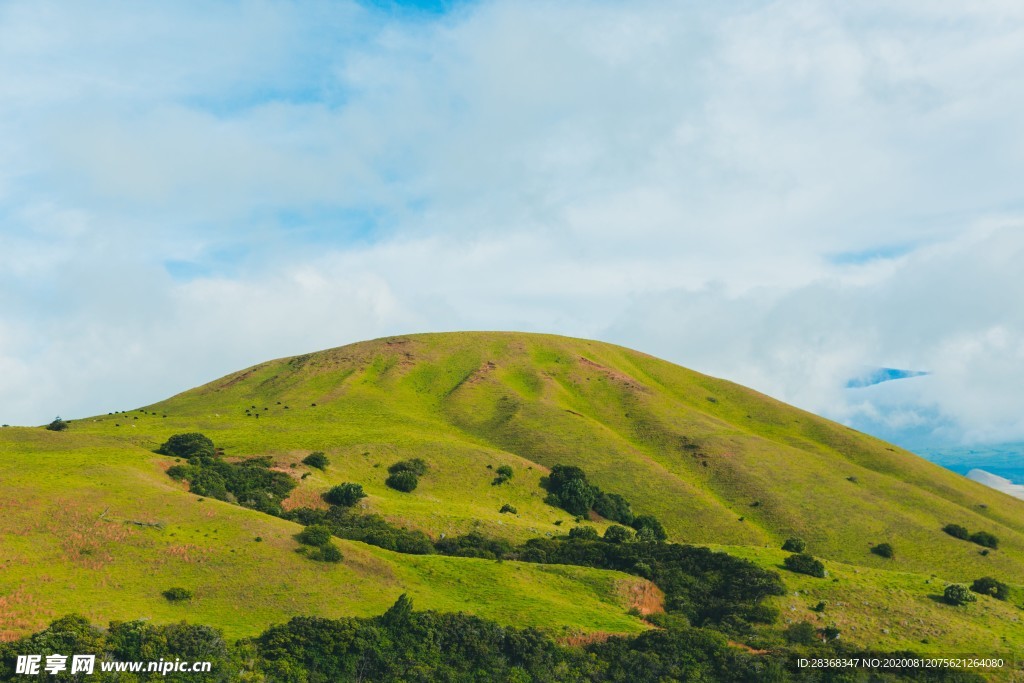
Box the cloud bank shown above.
[1,1,1022,449]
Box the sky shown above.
[1,0,1022,451]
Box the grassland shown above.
[3,331,1023,656]
[0,427,650,641]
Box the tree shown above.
[970,577,1009,601]
[943,584,976,606]
[297,525,332,546]
[871,542,894,559]
[783,553,826,578]
[311,542,343,563]
[783,621,817,645]
[593,491,634,525]
[631,515,667,542]
[162,587,193,602]
[323,483,366,507]
[568,526,600,540]
[781,537,806,553]
[943,523,970,540]
[969,531,999,549]
[156,432,215,460]
[45,416,69,432]
[388,458,427,476]
[302,452,329,470]
[380,593,414,628]
[603,525,634,544]
[558,477,597,516]
[386,470,419,493]
[545,465,589,494]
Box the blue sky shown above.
[1,1,1023,451]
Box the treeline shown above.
[0,600,986,683]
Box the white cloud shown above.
[0,0,1023,449]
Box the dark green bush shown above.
[494,465,514,483]
[593,491,634,525]
[970,576,1009,600]
[499,503,517,514]
[156,432,215,460]
[781,537,806,553]
[631,515,667,542]
[302,451,329,470]
[969,531,999,549]
[296,525,332,546]
[286,506,434,555]
[568,526,600,540]
[162,587,193,602]
[309,542,343,563]
[943,583,976,606]
[164,455,295,515]
[871,542,894,559]
[388,458,427,476]
[783,553,826,578]
[784,621,818,645]
[943,523,970,540]
[45,416,69,432]
[386,470,419,492]
[435,532,513,560]
[323,483,366,507]
[556,477,597,516]
[603,525,634,544]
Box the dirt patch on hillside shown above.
[216,368,257,391]
[618,579,665,616]
[464,360,498,386]
[282,487,330,512]
[578,357,648,392]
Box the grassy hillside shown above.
[68,332,1024,580]
[0,427,650,641]
[3,331,1023,657]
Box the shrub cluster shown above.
[781,537,806,553]
[323,483,366,507]
[871,542,894,559]
[434,532,514,560]
[294,524,342,563]
[943,583,977,606]
[286,506,434,555]
[161,587,193,602]
[970,576,1009,601]
[943,523,999,549]
[492,464,514,485]
[166,449,295,516]
[568,526,600,540]
[942,523,969,540]
[302,451,329,470]
[45,416,69,432]
[969,530,999,549]
[156,432,215,460]
[783,553,827,578]
[543,465,664,538]
[385,458,427,492]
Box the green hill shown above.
[2,331,1023,658]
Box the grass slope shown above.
[0,428,649,640]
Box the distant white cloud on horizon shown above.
[1,1,1023,449]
